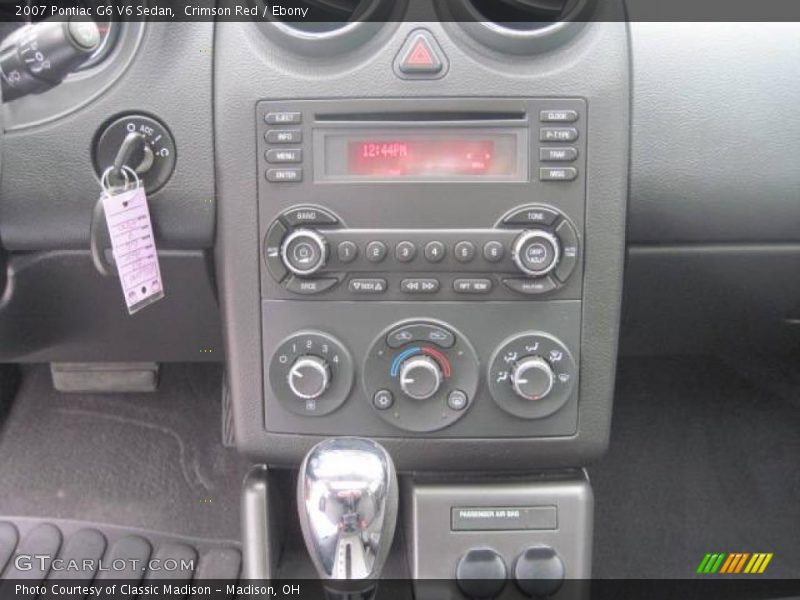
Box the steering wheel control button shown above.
[266,129,302,144]
[512,230,560,277]
[282,206,339,227]
[447,390,468,411]
[266,148,302,164]
[269,332,354,417]
[281,229,328,276]
[540,109,579,123]
[539,127,578,142]
[454,241,476,263]
[456,549,508,600]
[513,546,565,598]
[539,166,578,181]
[554,220,580,283]
[483,241,505,262]
[386,323,455,349]
[365,320,479,432]
[337,241,358,263]
[265,111,302,125]
[489,332,577,420]
[454,279,493,294]
[395,30,447,78]
[266,168,303,183]
[501,205,560,227]
[285,277,339,295]
[348,278,387,294]
[395,241,417,263]
[373,389,394,411]
[540,147,578,162]
[511,356,555,401]
[503,277,557,296]
[401,278,440,294]
[366,241,388,263]
[424,240,446,262]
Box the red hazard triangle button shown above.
[396,31,446,76]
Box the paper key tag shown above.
[101,185,165,315]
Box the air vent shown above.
[443,0,594,55]
[260,0,399,56]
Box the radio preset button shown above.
[401,278,440,294]
[454,279,493,294]
[366,241,388,263]
[424,241,446,263]
[285,277,339,295]
[540,167,578,182]
[454,241,476,263]
[395,241,417,263]
[337,241,358,263]
[540,109,579,123]
[266,148,302,164]
[503,277,558,295]
[348,278,387,294]
[539,127,578,142]
[266,129,302,144]
[282,206,339,227]
[483,241,505,262]
[540,147,578,162]
[502,206,560,227]
[266,168,302,182]
[265,111,302,124]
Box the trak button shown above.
[266,148,302,163]
[348,278,387,294]
[540,147,578,162]
[266,129,302,144]
[453,279,493,294]
[540,167,578,181]
[400,278,440,294]
[539,127,578,142]
[285,277,339,295]
[265,111,301,124]
[503,277,558,295]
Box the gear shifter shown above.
[297,437,398,599]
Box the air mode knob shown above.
[511,356,555,401]
[399,355,442,401]
[512,230,561,277]
[281,229,328,277]
[287,355,331,400]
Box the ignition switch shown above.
[94,114,176,193]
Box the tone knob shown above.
[512,230,561,277]
[399,355,442,401]
[511,356,555,401]
[287,355,331,400]
[281,229,328,277]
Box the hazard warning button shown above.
[395,30,447,78]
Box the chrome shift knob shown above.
[297,437,398,583]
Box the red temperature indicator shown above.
[348,139,511,177]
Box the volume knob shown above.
[399,355,442,401]
[288,356,331,400]
[511,356,555,401]
[281,229,328,277]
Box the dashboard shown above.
[0,9,799,474]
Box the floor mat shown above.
[590,356,800,579]
[0,364,250,542]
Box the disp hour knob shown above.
[399,355,442,401]
[511,356,555,401]
[288,355,331,400]
[512,230,561,277]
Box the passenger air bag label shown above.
[451,506,557,531]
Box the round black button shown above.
[373,389,394,410]
[447,390,468,411]
[337,241,358,263]
[395,241,417,263]
[456,548,507,600]
[483,241,505,262]
[454,241,476,263]
[513,546,564,598]
[366,241,388,263]
[424,241,446,263]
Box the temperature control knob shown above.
[511,356,555,401]
[287,356,331,400]
[281,229,328,277]
[399,355,442,401]
[512,230,561,277]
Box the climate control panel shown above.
[263,204,581,301]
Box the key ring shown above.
[92,165,142,277]
[101,164,141,194]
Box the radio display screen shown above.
[318,129,526,182]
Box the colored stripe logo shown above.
[697,553,773,575]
